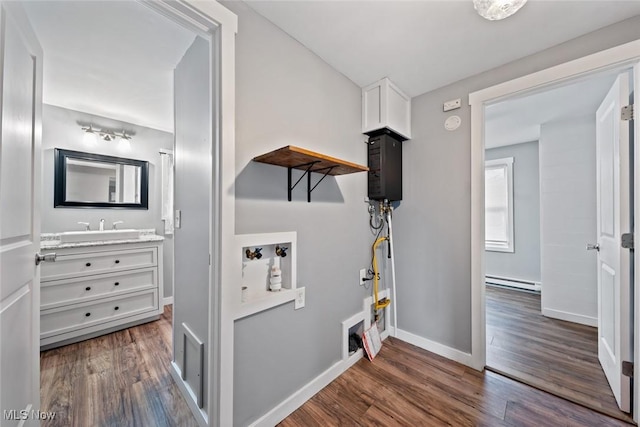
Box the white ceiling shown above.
[23,1,195,132]
[245,0,640,97]
[19,1,640,133]
[484,72,617,149]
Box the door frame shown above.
[469,39,640,420]
[137,2,237,425]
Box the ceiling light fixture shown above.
[81,125,133,147]
[473,0,527,21]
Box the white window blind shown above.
[485,157,514,252]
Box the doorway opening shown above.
[478,66,635,423]
[21,1,212,425]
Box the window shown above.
[485,157,514,252]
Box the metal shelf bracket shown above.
[287,162,337,202]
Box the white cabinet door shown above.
[595,72,632,412]
[362,78,411,139]
[0,3,43,425]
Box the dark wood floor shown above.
[40,298,634,426]
[281,337,630,426]
[486,285,633,423]
[40,305,198,427]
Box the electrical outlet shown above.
[294,287,305,310]
[359,268,367,286]
[174,209,182,229]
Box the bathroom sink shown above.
[59,229,140,243]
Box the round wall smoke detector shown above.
[445,115,461,131]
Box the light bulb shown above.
[82,128,97,146]
[118,136,131,151]
[473,0,527,21]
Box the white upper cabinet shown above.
[362,78,411,140]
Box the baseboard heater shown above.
[485,275,541,292]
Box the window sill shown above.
[485,245,514,253]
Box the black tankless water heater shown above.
[367,130,403,201]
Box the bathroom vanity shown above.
[39,229,164,349]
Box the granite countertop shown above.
[40,229,164,250]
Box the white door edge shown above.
[595,72,631,412]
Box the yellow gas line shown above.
[372,236,391,311]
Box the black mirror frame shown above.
[54,148,149,209]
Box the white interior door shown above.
[0,3,43,425]
[595,72,632,412]
[172,36,211,413]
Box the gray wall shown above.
[485,141,540,282]
[395,16,640,353]
[221,2,371,425]
[41,104,174,298]
[540,115,597,322]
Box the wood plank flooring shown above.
[280,337,630,426]
[486,285,633,423]
[40,305,197,427]
[39,297,634,426]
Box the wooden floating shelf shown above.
[253,145,368,175]
[253,145,368,202]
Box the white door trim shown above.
[140,1,237,425]
[633,61,640,423]
[469,38,640,421]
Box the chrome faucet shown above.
[78,222,90,231]
[99,219,105,231]
[112,221,124,230]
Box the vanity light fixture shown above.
[473,0,527,21]
[118,133,132,152]
[81,125,133,149]
[82,125,98,146]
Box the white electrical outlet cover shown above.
[294,287,305,310]
[359,268,368,286]
[444,115,461,131]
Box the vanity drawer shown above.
[41,247,157,281]
[41,267,158,309]
[41,290,158,338]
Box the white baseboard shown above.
[542,308,597,327]
[393,327,474,368]
[170,362,208,427]
[249,352,362,427]
[163,296,174,306]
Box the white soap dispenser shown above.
[269,257,282,292]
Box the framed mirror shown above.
[54,148,149,209]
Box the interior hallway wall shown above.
[539,115,597,325]
[221,2,372,425]
[395,16,640,353]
